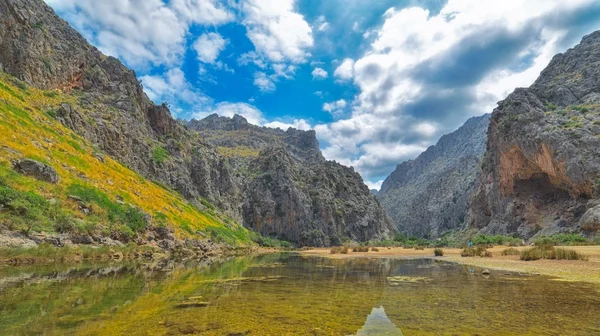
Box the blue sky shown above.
[45,0,600,189]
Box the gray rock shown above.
[12,159,59,184]
[470,30,600,238]
[377,115,490,238]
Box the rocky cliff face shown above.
[187,115,394,246]
[470,31,600,238]
[0,0,391,246]
[377,115,489,238]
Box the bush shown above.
[471,234,521,247]
[520,246,588,261]
[352,246,369,252]
[434,248,444,256]
[415,246,425,250]
[461,246,491,257]
[330,246,348,254]
[501,248,520,256]
[151,146,170,164]
[371,247,379,252]
[534,234,588,246]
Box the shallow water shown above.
[1,254,599,335]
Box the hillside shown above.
[0,0,391,248]
[0,71,252,248]
[187,114,394,246]
[377,114,490,238]
[470,30,600,239]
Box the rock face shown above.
[12,159,59,184]
[470,31,600,238]
[0,0,392,246]
[187,115,394,246]
[377,115,489,238]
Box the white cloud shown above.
[323,99,347,118]
[264,119,312,131]
[315,15,330,32]
[46,0,233,67]
[253,72,276,92]
[315,0,600,186]
[141,68,209,116]
[312,67,328,79]
[333,58,355,80]
[241,0,313,64]
[365,180,384,191]
[193,32,228,64]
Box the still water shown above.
[1,254,599,335]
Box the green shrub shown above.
[151,146,170,164]
[501,248,521,256]
[471,234,521,247]
[371,247,379,252]
[434,248,444,256]
[43,91,58,98]
[394,233,406,242]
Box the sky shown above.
[45,0,600,190]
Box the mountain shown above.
[0,0,391,247]
[470,31,600,239]
[187,114,394,246]
[377,114,490,238]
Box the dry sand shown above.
[300,245,600,284]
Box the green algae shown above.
[0,255,599,335]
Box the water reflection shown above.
[0,255,599,335]
[355,307,403,336]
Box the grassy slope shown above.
[0,72,253,246]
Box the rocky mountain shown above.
[0,0,392,246]
[187,115,394,246]
[470,30,600,239]
[377,114,490,238]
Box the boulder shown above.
[13,159,59,184]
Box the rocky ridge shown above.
[470,30,600,238]
[187,115,394,246]
[377,114,490,238]
[0,0,392,246]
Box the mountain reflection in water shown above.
[355,306,403,336]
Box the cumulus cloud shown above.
[241,0,313,64]
[323,99,347,118]
[316,0,600,184]
[46,0,233,67]
[253,72,276,92]
[312,68,328,79]
[193,32,228,64]
[333,58,354,80]
[141,68,209,116]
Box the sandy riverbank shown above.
[300,245,600,284]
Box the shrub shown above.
[461,246,491,257]
[352,246,369,252]
[394,233,406,243]
[330,246,348,254]
[151,146,170,164]
[415,246,425,250]
[501,248,520,256]
[434,248,444,256]
[520,246,588,261]
[371,247,379,252]
[471,234,521,247]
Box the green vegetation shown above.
[151,146,170,164]
[570,105,590,113]
[39,56,53,73]
[251,233,293,248]
[43,90,58,98]
[544,102,557,111]
[501,247,521,256]
[434,248,444,256]
[520,246,588,261]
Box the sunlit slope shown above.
[0,72,252,245]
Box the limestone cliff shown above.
[470,31,600,238]
[377,115,489,238]
[187,115,394,246]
